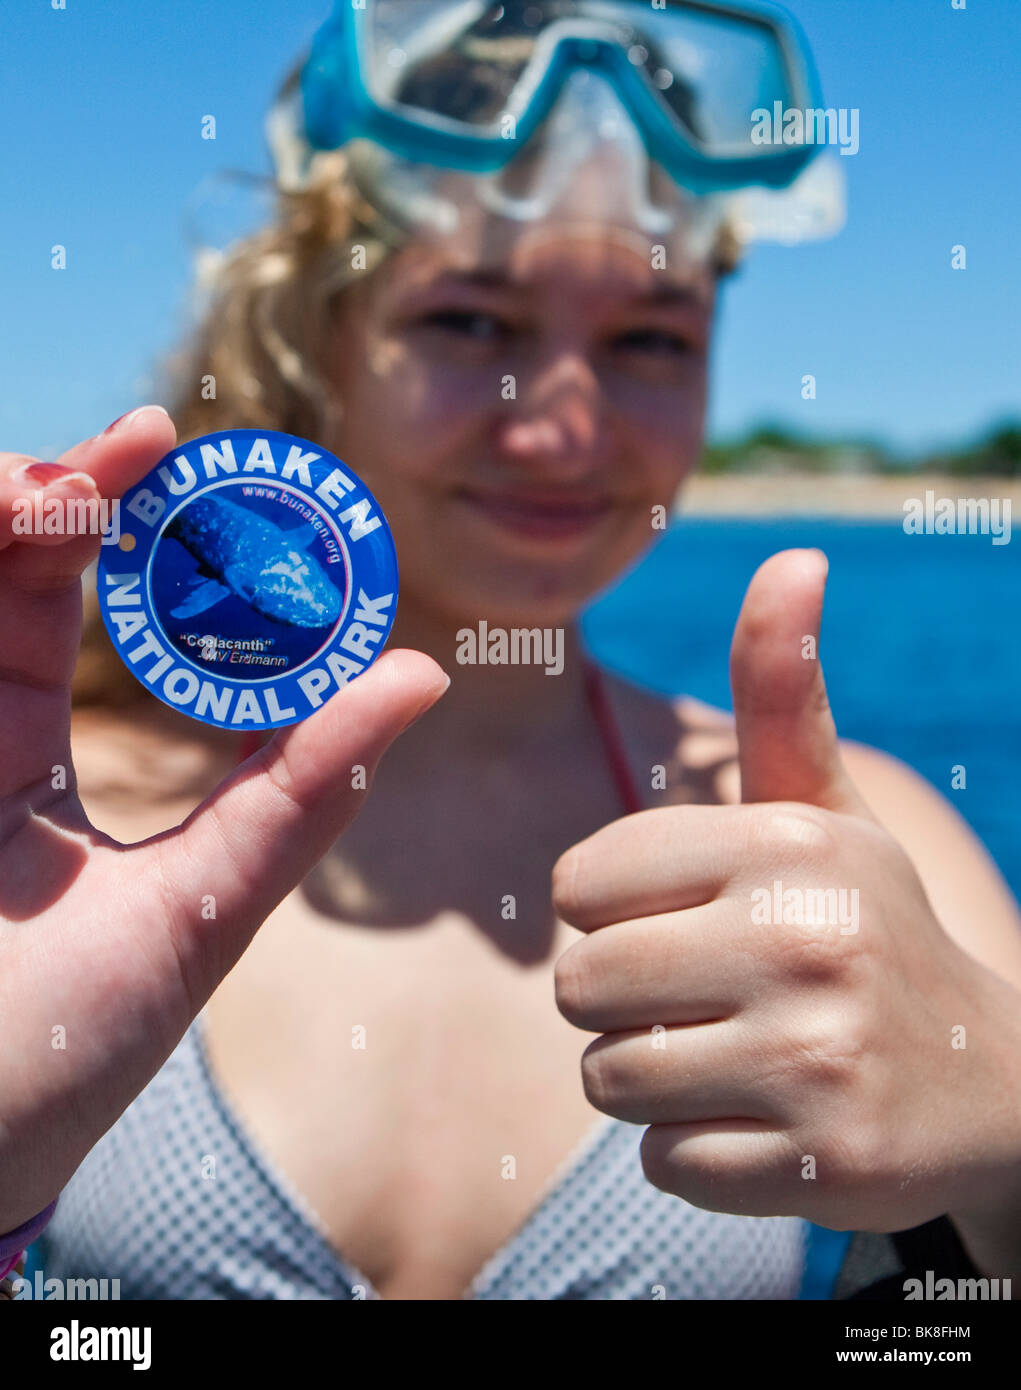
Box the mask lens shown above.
[636,6,795,150]
[364,1,534,125]
[363,0,799,156]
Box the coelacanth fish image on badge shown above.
[163,496,344,628]
[96,429,399,731]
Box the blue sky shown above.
[2,0,1017,459]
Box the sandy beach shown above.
[676,473,1021,519]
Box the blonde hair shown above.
[72,142,741,709]
[73,146,398,707]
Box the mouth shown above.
[452,486,615,541]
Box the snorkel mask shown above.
[260,0,845,274]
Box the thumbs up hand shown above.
[553,550,1021,1233]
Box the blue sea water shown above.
[582,518,1020,904]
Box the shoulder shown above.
[839,737,1000,869]
[836,738,978,868]
[599,667,741,806]
[838,740,1021,984]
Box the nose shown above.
[494,349,605,479]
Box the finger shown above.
[144,648,450,1002]
[555,904,747,1033]
[0,408,177,800]
[1,406,176,586]
[552,804,745,932]
[581,1022,778,1126]
[730,549,871,816]
[0,462,103,551]
[639,1121,792,1216]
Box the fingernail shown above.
[103,404,170,434]
[398,674,451,735]
[12,461,96,490]
[414,673,451,720]
[422,672,452,707]
[13,461,73,486]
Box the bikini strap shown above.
[581,656,644,817]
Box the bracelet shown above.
[0,1198,59,1279]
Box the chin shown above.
[393,506,657,631]
[412,564,621,636]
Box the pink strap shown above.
[582,658,643,816]
[0,1250,23,1281]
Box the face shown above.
[327,217,716,631]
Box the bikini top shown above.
[32,658,952,1299]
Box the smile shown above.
[453,487,614,540]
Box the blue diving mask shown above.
[301,0,823,193]
[253,1,845,279]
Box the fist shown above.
[553,551,1002,1233]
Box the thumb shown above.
[144,649,449,984]
[730,549,868,815]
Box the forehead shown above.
[373,219,719,312]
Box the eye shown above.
[612,328,693,356]
[418,309,511,341]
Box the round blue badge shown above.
[96,429,399,730]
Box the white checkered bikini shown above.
[37,1010,811,1300]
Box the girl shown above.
[3,0,1021,1302]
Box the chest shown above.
[201,904,604,1299]
[71,701,744,1298]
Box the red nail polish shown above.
[13,461,75,486]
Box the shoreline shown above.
[676,473,1021,518]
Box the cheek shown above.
[612,366,708,493]
[335,340,491,492]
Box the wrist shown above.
[0,1197,59,1267]
[1,1253,25,1301]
